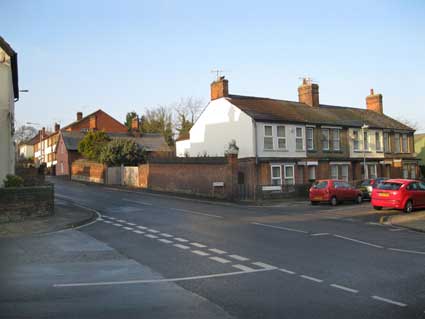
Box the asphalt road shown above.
[1,177,425,319]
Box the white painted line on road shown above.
[251,222,308,234]
[147,229,160,233]
[192,250,210,256]
[367,222,385,227]
[126,222,136,226]
[252,262,277,270]
[137,226,147,229]
[388,228,406,232]
[112,223,122,227]
[228,254,250,261]
[122,198,153,206]
[333,235,383,249]
[174,238,189,243]
[209,256,231,264]
[133,230,145,234]
[371,296,407,307]
[388,248,425,255]
[191,242,207,248]
[123,227,133,230]
[160,233,173,237]
[102,220,113,224]
[209,248,227,254]
[54,268,275,288]
[171,208,223,219]
[232,264,255,271]
[116,219,126,223]
[300,275,323,283]
[174,244,190,250]
[310,233,329,237]
[330,284,358,294]
[158,239,173,244]
[145,234,158,239]
[279,268,296,275]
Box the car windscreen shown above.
[376,182,402,190]
[359,180,371,186]
[313,181,328,189]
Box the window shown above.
[341,165,349,182]
[60,161,64,173]
[297,166,304,184]
[375,132,382,151]
[402,134,408,153]
[394,133,400,153]
[264,126,273,150]
[322,129,330,150]
[332,129,340,151]
[277,126,286,149]
[384,132,390,152]
[330,165,338,179]
[284,165,295,185]
[363,131,369,151]
[411,164,417,179]
[295,127,304,151]
[271,165,282,185]
[368,164,377,179]
[306,127,314,150]
[308,166,316,181]
[403,164,408,179]
[353,130,360,151]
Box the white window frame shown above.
[403,164,408,179]
[375,132,382,151]
[353,130,360,151]
[363,131,369,151]
[322,128,330,151]
[330,165,338,179]
[402,134,408,153]
[306,127,314,151]
[394,133,400,153]
[368,164,377,179]
[295,127,304,151]
[271,165,282,185]
[276,125,287,150]
[332,129,340,151]
[308,165,316,181]
[264,125,273,150]
[283,164,295,185]
[383,132,390,153]
[411,164,417,179]
[341,165,349,182]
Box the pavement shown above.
[1,177,425,319]
[386,211,425,233]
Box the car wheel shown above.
[355,195,362,204]
[311,201,318,206]
[330,196,338,206]
[373,206,382,211]
[404,200,413,214]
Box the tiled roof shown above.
[227,95,413,131]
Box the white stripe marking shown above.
[112,223,122,227]
[300,275,323,283]
[161,233,173,237]
[174,238,188,243]
[311,233,329,236]
[133,230,145,234]
[279,268,296,275]
[123,198,152,206]
[158,239,173,244]
[330,284,358,293]
[145,234,158,239]
[252,262,277,270]
[233,264,255,271]
[137,226,147,229]
[209,256,231,264]
[126,223,136,226]
[147,229,159,233]
[192,250,210,256]
[252,222,308,234]
[388,228,406,232]
[372,296,407,307]
[116,219,126,223]
[123,227,133,230]
[174,244,190,250]
[388,248,425,255]
[209,248,227,254]
[191,242,207,248]
[103,220,112,224]
[333,235,383,249]
[172,208,223,219]
[228,254,250,261]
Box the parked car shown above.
[310,180,363,206]
[371,179,425,213]
[357,178,389,199]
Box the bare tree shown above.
[173,97,204,137]
[14,125,37,144]
[395,116,422,131]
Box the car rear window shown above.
[377,182,402,190]
[313,181,328,189]
[359,180,371,186]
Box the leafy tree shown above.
[78,130,111,161]
[140,106,174,146]
[99,139,146,166]
[124,111,139,131]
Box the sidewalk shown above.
[0,200,97,238]
[385,211,425,233]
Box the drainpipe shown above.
[253,120,259,200]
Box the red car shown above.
[309,179,363,206]
[371,179,425,213]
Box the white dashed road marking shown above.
[209,256,231,264]
[147,229,159,233]
[123,227,133,230]
[112,223,122,227]
[191,242,207,248]
[388,248,425,255]
[158,239,173,244]
[232,264,256,271]
[279,268,296,275]
[145,234,158,239]
[171,208,223,219]
[117,220,126,223]
[310,233,329,237]
[333,235,383,249]
[126,223,136,226]
[160,233,173,237]
[137,226,147,229]
[209,248,227,254]
[300,275,323,283]
[174,238,189,243]
[133,230,145,234]
[252,262,277,270]
[103,220,112,224]
[330,284,358,294]
[174,244,190,250]
[192,250,210,256]
[252,222,309,234]
[228,254,250,261]
[372,296,407,307]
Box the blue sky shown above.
[2,0,425,132]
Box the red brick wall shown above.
[71,160,106,183]
[66,110,128,133]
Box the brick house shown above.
[176,77,418,197]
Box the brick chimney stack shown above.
[54,123,60,132]
[77,112,83,121]
[131,116,139,131]
[89,115,97,130]
[41,127,46,137]
[298,78,320,107]
[366,88,383,114]
[211,76,229,100]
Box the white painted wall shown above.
[0,47,15,186]
[256,122,307,158]
[348,128,384,158]
[19,144,34,158]
[176,139,190,157]
[184,98,255,158]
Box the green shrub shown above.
[3,174,24,188]
[78,130,111,162]
[100,139,146,166]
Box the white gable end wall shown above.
[186,98,255,158]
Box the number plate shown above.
[313,196,322,201]
[379,193,389,197]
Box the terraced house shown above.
[177,77,418,194]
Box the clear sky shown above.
[2,0,425,132]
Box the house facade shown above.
[176,77,418,195]
[0,37,19,186]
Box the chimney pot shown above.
[370,88,374,95]
[77,112,83,121]
[54,123,60,132]
[210,76,229,100]
[42,127,46,137]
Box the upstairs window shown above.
[363,131,369,151]
[277,126,286,150]
[295,127,304,151]
[332,129,340,151]
[322,129,330,151]
[376,132,382,151]
[264,125,273,150]
[383,132,390,152]
[306,127,314,150]
[394,133,401,153]
[353,130,360,151]
[402,134,408,153]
